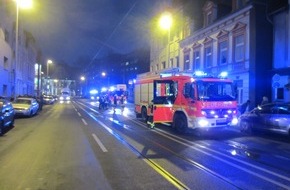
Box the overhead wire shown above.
[84,0,138,72]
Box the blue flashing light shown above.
[219,71,228,78]
[101,87,107,92]
[109,86,116,91]
[90,89,98,95]
[194,71,207,77]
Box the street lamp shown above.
[101,72,110,86]
[159,12,172,68]
[80,76,86,97]
[13,0,33,98]
[46,59,52,95]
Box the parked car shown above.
[239,102,290,136]
[12,97,39,117]
[0,99,15,135]
[43,95,55,105]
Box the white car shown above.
[59,92,71,102]
[12,97,39,117]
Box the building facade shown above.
[150,0,283,107]
[0,0,38,98]
[271,0,290,102]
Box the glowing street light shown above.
[159,12,172,30]
[159,12,172,69]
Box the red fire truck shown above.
[134,69,238,132]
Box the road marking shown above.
[92,133,108,152]
[81,118,88,125]
[77,112,81,117]
[75,102,187,189]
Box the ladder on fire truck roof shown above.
[136,68,217,80]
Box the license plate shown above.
[216,118,226,124]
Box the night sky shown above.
[20,0,170,66]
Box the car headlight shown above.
[198,119,209,127]
[231,118,239,125]
[60,97,64,100]
[66,97,70,100]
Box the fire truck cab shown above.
[134,69,238,133]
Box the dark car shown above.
[239,102,290,136]
[0,99,15,135]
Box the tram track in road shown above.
[74,100,290,189]
[74,101,241,189]
[73,101,190,190]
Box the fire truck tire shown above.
[141,107,148,121]
[173,113,188,133]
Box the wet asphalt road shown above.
[0,99,289,190]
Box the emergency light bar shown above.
[194,71,207,77]
[218,71,228,78]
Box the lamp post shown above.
[80,76,85,97]
[101,72,110,86]
[159,12,172,68]
[46,59,52,95]
[13,0,32,99]
[47,59,52,78]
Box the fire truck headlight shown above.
[91,96,95,100]
[198,119,209,127]
[201,111,207,116]
[231,118,238,125]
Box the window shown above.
[4,29,9,42]
[219,41,228,65]
[184,54,190,70]
[162,61,166,69]
[170,58,173,68]
[156,64,159,71]
[206,12,213,26]
[234,34,245,62]
[234,0,247,10]
[193,50,200,70]
[176,56,179,68]
[4,56,8,70]
[204,46,212,68]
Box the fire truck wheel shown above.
[173,113,188,133]
[141,107,148,121]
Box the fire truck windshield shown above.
[196,81,235,101]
